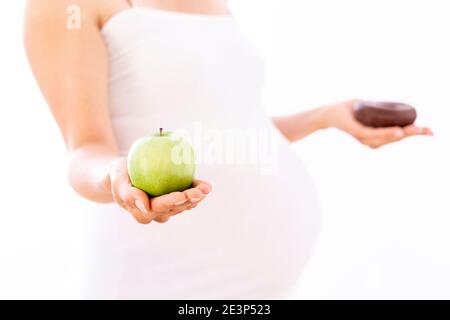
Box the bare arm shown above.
[272,100,432,148]
[24,0,117,202]
[272,107,329,142]
[24,0,211,223]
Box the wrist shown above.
[316,105,336,130]
[100,157,125,196]
[320,101,355,130]
[100,170,112,195]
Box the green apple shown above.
[128,129,196,196]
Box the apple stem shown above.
[159,128,163,136]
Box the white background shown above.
[0,0,449,299]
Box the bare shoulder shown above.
[24,0,101,40]
[24,0,128,30]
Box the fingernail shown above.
[135,200,148,213]
[191,196,204,203]
[175,199,189,206]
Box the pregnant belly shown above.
[82,142,320,299]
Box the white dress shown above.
[82,7,321,299]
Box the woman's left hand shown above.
[324,100,433,149]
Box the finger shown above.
[346,121,367,138]
[128,187,152,214]
[112,173,154,216]
[424,128,434,136]
[184,202,198,211]
[192,179,212,194]
[183,187,204,203]
[360,127,404,141]
[403,125,434,137]
[166,206,192,218]
[363,136,401,149]
[357,127,406,148]
[117,183,152,215]
[181,193,207,212]
[361,138,384,149]
[169,198,203,217]
[170,208,185,215]
[127,206,153,224]
[150,192,187,213]
[163,198,200,217]
[153,214,171,223]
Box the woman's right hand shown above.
[106,158,212,224]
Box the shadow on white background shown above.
[0,0,448,299]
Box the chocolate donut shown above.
[353,101,417,128]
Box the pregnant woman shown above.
[24,0,431,299]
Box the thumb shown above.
[128,186,151,215]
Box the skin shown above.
[24,0,432,224]
[273,100,432,148]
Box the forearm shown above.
[67,144,121,203]
[272,106,331,142]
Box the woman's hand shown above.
[325,100,433,149]
[106,158,212,224]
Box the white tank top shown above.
[82,7,321,299]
